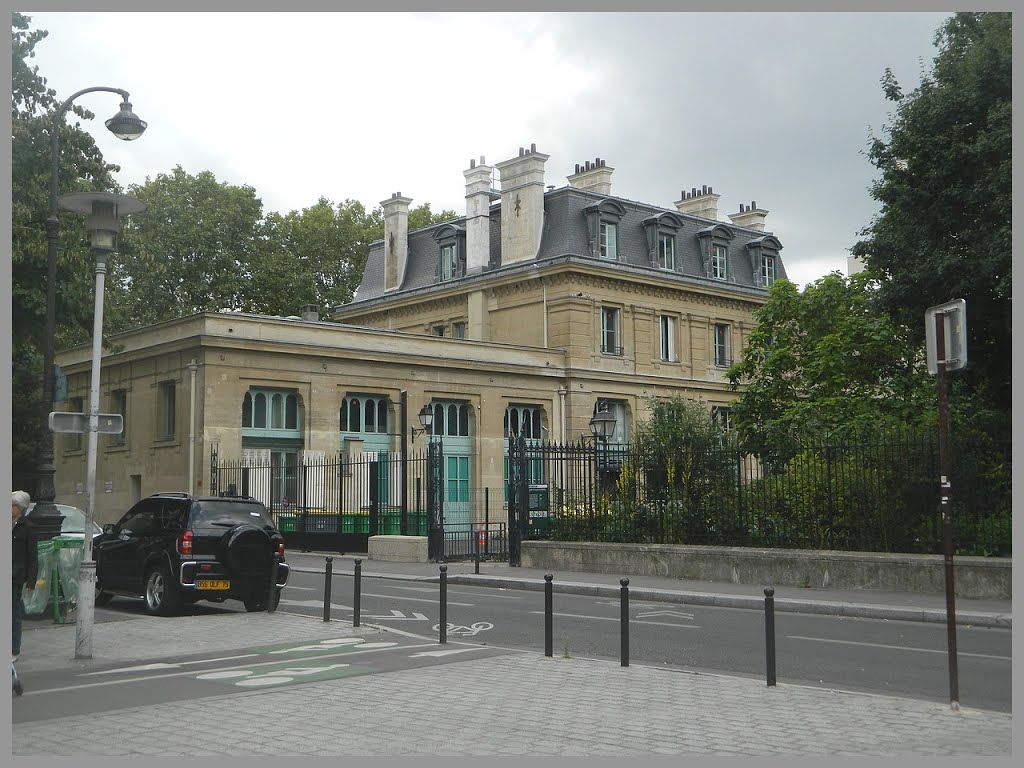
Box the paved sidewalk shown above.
[286,551,1013,628]
[11,608,1013,756]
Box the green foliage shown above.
[11,13,122,486]
[726,272,934,459]
[852,12,1011,415]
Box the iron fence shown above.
[516,432,1011,557]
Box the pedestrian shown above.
[12,490,38,662]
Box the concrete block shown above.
[368,535,429,563]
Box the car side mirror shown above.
[103,524,115,535]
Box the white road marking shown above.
[21,642,438,696]
[362,610,430,621]
[362,591,474,606]
[279,598,353,610]
[282,585,317,591]
[393,585,523,600]
[528,611,700,629]
[80,654,258,675]
[432,622,493,637]
[636,610,695,620]
[786,635,1011,660]
[270,639,397,654]
[410,648,487,658]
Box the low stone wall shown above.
[520,541,1011,600]
[368,535,429,563]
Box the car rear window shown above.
[190,501,274,529]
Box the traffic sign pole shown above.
[935,312,960,711]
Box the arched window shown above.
[339,396,390,434]
[271,393,284,429]
[349,399,360,431]
[242,392,253,428]
[285,394,298,430]
[254,393,267,428]
[377,400,388,433]
[364,400,376,433]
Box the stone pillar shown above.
[464,157,493,274]
[495,144,549,265]
[382,193,413,292]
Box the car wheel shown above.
[144,564,182,616]
[95,581,114,607]
[243,591,267,612]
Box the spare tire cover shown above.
[220,524,273,576]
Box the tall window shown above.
[761,254,776,286]
[339,396,388,434]
[657,233,676,270]
[659,315,676,362]
[712,406,733,431]
[440,244,458,281]
[453,322,466,339]
[713,324,731,367]
[109,389,127,446]
[712,244,728,280]
[431,401,470,437]
[504,405,543,439]
[244,389,300,433]
[159,381,176,439]
[599,221,618,260]
[601,307,621,355]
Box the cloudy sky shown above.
[24,11,950,288]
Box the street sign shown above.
[925,299,967,374]
[49,411,123,434]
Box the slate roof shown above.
[343,186,786,311]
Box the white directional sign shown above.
[49,411,123,434]
[925,298,968,374]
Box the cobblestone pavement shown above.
[11,609,1013,757]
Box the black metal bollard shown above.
[620,578,630,667]
[544,573,553,657]
[267,554,279,613]
[439,565,448,644]
[764,586,776,687]
[474,526,480,574]
[322,556,333,622]
[353,558,362,628]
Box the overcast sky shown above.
[24,11,950,288]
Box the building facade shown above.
[53,146,786,526]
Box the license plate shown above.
[197,579,230,590]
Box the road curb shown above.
[291,566,1010,629]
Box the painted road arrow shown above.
[363,610,430,621]
[636,610,695,620]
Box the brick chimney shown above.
[464,156,493,274]
[674,185,720,221]
[567,157,614,195]
[728,201,768,231]
[494,143,549,265]
[381,192,412,291]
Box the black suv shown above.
[94,493,289,616]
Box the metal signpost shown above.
[924,298,967,712]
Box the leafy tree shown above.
[406,202,457,232]
[851,12,1011,416]
[726,273,934,457]
[252,198,382,316]
[11,13,121,484]
[108,167,266,329]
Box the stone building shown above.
[52,145,785,526]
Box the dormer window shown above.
[761,254,776,286]
[599,221,618,260]
[642,212,684,271]
[697,224,735,282]
[712,245,728,280]
[433,224,466,283]
[583,199,626,262]
[745,235,784,288]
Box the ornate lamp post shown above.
[32,88,146,541]
[57,191,146,659]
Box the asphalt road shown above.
[280,569,1012,712]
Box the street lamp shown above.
[58,191,146,660]
[411,404,434,442]
[589,406,617,493]
[32,87,147,541]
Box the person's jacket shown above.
[13,515,38,587]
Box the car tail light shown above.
[273,534,285,558]
[177,530,193,556]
